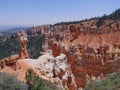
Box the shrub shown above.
[85,72,120,90]
[0,72,28,90]
[25,68,62,90]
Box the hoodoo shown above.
[0,31,29,69]
[18,31,29,59]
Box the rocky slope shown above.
[50,42,120,89]
[25,50,77,89]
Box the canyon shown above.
[0,9,120,90]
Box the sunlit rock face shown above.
[25,50,77,89]
[18,31,29,59]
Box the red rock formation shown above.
[0,54,20,69]
[26,25,51,35]
[0,31,29,70]
[51,43,60,57]
[18,31,29,59]
[50,42,120,89]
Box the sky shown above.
[0,0,120,26]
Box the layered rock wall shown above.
[51,42,120,89]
